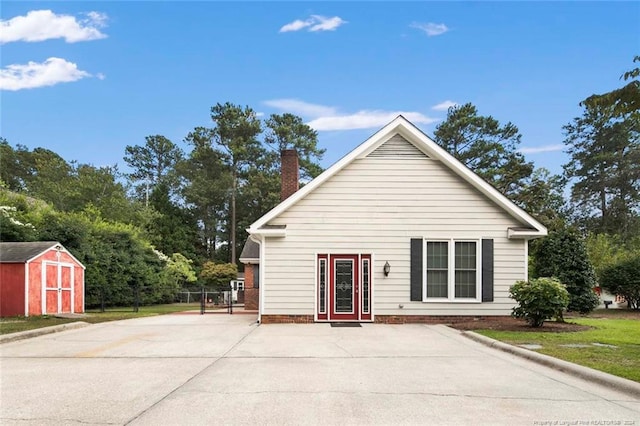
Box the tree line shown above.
[1,57,638,309]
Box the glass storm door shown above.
[329,255,359,321]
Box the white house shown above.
[243,116,547,323]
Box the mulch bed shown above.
[448,309,639,332]
[448,317,591,332]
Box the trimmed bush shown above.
[510,277,570,327]
[600,256,640,310]
[531,228,600,314]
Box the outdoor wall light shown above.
[383,261,391,277]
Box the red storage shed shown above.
[0,242,85,317]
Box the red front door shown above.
[329,255,359,321]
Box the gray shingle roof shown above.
[239,238,260,261]
[0,241,61,263]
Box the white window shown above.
[424,239,480,302]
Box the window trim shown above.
[422,238,481,303]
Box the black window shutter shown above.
[410,238,423,301]
[482,239,494,302]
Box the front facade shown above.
[246,117,546,323]
[0,242,85,317]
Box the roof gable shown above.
[0,241,61,263]
[249,116,547,238]
[0,241,85,266]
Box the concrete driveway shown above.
[1,313,638,425]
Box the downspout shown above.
[258,234,266,324]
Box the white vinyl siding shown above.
[261,138,529,316]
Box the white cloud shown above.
[309,15,346,32]
[0,9,108,44]
[265,98,437,131]
[410,22,449,37]
[280,19,313,33]
[432,100,458,111]
[0,57,92,91]
[307,110,438,131]
[519,144,565,154]
[279,15,347,33]
[264,99,337,117]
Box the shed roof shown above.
[0,241,62,263]
[239,238,260,263]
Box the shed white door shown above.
[44,262,73,314]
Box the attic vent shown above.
[367,134,428,158]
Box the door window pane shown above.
[362,259,369,314]
[319,259,327,314]
[335,260,353,312]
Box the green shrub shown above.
[600,256,640,310]
[531,228,599,314]
[509,277,570,327]
[199,262,238,292]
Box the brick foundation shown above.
[258,314,507,324]
[374,315,507,324]
[260,315,315,324]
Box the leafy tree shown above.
[146,182,200,259]
[581,55,640,118]
[235,156,280,253]
[179,127,230,260]
[199,261,238,291]
[68,163,140,223]
[600,256,640,310]
[585,233,638,280]
[264,113,325,180]
[433,103,534,200]
[164,253,197,289]
[21,148,75,210]
[510,277,570,327]
[517,168,567,229]
[531,228,600,314]
[563,58,640,240]
[0,140,31,191]
[37,210,90,252]
[123,135,183,205]
[210,102,263,264]
[0,188,44,241]
[0,205,37,241]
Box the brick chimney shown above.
[281,149,299,201]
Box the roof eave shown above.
[248,227,286,238]
[507,228,548,240]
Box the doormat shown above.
[330,322,361,327]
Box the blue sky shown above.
[1,2,639,177]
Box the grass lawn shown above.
[476,316,640,383]
[0,303,201,335]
